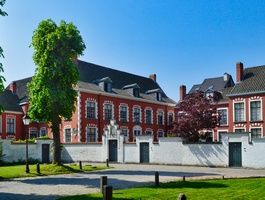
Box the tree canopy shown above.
[0,0,7,115]
[171,91,220,142]
[28,19,86,163]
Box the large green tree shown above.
[28,19,86,164]
[0,0,7,114]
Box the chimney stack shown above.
[179,85,186,102]
[9,82,17,93]
[149,74,156,82]
[236,62,243,82]
[224,73,229,81]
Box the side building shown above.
[6,60,176,143]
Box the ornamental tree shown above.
[0,0,7,114]
[28,19,86,164]
[171,91,220,142]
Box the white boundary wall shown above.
[2,133,265,169]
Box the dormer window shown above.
[122,83,140,98]
[145,88,163,102]
[93,77,113,93]
[205,86,214,98]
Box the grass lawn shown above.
[59,177,265,200]
[0,163,109,179]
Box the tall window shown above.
[145,109,152,124]
[86,128,96,142]
[219,109,228,125]
[7,117,15,134]
[65,128,71,142]
[251,128,262,138]
[157,111,163,125]
[120,106,128,122]
[234,102,245,122]
[104,104,113,120]
[87,102,96,119]
[168,112,173,125]
[250,101,261,121]
[133,107,141,123]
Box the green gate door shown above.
[109,140,118,162]
[140,142,149,163]
[229,142,242,167]
[42,144,50,163]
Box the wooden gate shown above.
[229,142,242,167]
[140,142,149,163]
[109,140,118,162]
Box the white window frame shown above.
[217,108,228,126]
[40,128,47,137]
[103,102,114,120]
[133,125,142,142]
[29,129,38,139]
[6,116,15,134]
[157,109,164,125]
[145,108,153,124]
[133,106,142,123]
[233,101,245,122]
[64,128,72,142]
[157,130,164,138]
[250,127,263,138]
[217,130,228,142]
[86,100,98,119]
[86,127,98,142]
[249,100,262,122]
[119,105,129,122]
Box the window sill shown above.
[234,121,247,123]
[250,120,263,123]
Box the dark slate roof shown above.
[9,61,176,105]
[230,65,265,95]
[189,74,234,94]
[216,87,233,103]
[0,90,23,112]
[9,77,32,103]
[77,60,169,98]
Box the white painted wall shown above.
[2,134,265,169]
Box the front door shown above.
[109,140,118,162]
[229,142,242,167]
[140,142,149,163]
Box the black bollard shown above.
[100,176,108,194]
[155,172,159,186]
[36,163,40,174]
[79,161,82,170]
[103,185,112,200]
[106,159,109,167]
[183,176,185,182]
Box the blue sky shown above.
[1,0,265,101]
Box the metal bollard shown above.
[178,193,186,200]
[155,172,159,186]
[79,161,82,170]
[100,176,108,194]
[183,176,185,182]
[106,159,109,167]
[103,185,112,200]
[36,163,40,174]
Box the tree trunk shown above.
[52,117,61,164]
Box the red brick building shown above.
[5,60,176,143]
[178,62,265,141]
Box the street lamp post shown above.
[22,114,31,173]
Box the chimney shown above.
[236,62,243,82]
[149,74,156,82]
[224,73,229,81]
[9,81,17,93]
[179,85,186,101]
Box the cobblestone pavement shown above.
[1,163,265,200]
